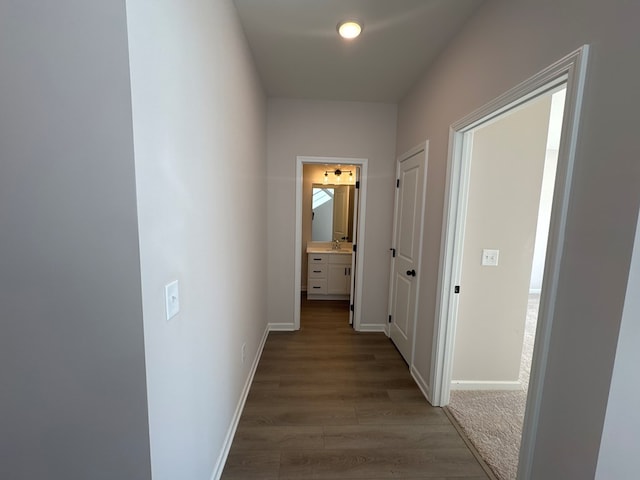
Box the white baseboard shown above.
[209,323,270,480]
[268,322,295,331]
[357,323,387,333]
[450,380,522,391]
[411,365,432,404]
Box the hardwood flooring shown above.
[221,298,489,479]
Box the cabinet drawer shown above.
[308,264,326,278]
[308,279,327,294]
[308,254,327,264]
[329,253,352,265]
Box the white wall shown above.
[267,99,397,329]
[396,0,640,477]
[596,210,640,479]
[126,1,267,478]
[452,94,551,385]
[0,1,151,478]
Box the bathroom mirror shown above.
[311,184,355,242]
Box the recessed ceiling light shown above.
[337,20,363,39]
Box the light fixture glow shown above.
[337,20,363,39]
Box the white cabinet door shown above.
[327,264,349,294]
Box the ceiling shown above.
[233,0,485,103]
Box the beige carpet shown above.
[447,294,539,480]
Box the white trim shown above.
[268,322,295,331]
[357,323,387,333]
[450,380,522,391]
[529,288,542,295]
[210,323,270,480]
[294,156,368,331]
[430,45,589,480]
[411,365,432,404]
[306,294,350,301]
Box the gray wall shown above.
[267,99,397,329]
[596,210,640,478]
[396,0,640,477]
[126,0,267,478]
[0,1,151,478]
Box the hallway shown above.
[221,299,489,479]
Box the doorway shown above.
[431,46,589,479]
[445,86,566,480]
[294,156,368,331]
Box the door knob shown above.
[406,269,416,277]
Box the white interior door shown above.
[389,144,428,364]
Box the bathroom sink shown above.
[306,246,352,254]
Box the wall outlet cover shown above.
[482,249,500,266]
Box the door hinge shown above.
[454,285,460,294]
[353,244,357,252]
[350,304,354,312]
[390,247,396,257]
[355,180,360,189]
[396,179,400,188]
[388,315,392,323]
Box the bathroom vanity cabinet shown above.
[307,252,352,300]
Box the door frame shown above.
[387,141,429,366]
[430,46,589,479]
[294,156,368,330]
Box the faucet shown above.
[333,239,340,250]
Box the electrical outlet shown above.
[241,343,246,364]
[482,249,499,266]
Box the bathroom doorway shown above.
[294,156,368,330]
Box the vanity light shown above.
[323,168,353,184]
[337,20,363,39]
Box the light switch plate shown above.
[165,280,180,320]
[482,249,499,266]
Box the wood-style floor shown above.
[221,298,489,479]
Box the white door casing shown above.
[389,143,428,364]
[349,169,360,325]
